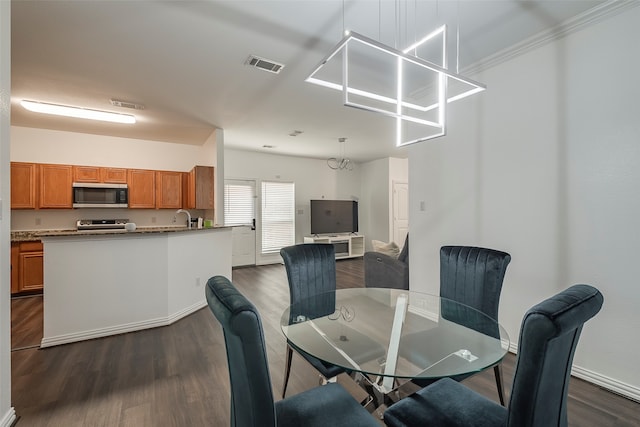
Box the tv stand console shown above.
[303,234,365,259]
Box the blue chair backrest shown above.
[440,246,512,320]
[280,244,337,322]
[205,276,277,427]
[508,284,604,427]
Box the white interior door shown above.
[225,179,256,267]
[393,181,409,246]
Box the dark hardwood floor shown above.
[11,294,43,350]
[10,259,640,426]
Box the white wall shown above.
[0,1,15,424]
[11,126,216,170]
[10,126,218,230]
[408,6,640,400]
[224,148,362,248]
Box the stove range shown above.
[76,219,129,230]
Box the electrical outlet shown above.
[195,277,201,287]
[35,217,42,225]
[151,217,157,224]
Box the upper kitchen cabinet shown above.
[101,168,127,183]
[127,169,156,208]
[184,166,214,210]
[39,164,73,208]
[156,171,182,209]
[73,166,128,183]
[11,162,37,209]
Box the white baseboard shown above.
[506,343,640,402]
[40,300,207,348]
[0,408,16,427]
[572,365,640,403]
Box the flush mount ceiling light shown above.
[327,137,353,170]
[306,2,485,146]
[21,100,136,124]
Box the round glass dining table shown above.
[280,288,509,390]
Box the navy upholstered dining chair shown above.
[280,243,385,398]
[384,284,604,427]
[205,275,379,427]
[405,245,511,404]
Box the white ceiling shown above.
[11,0,605,163]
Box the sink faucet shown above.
[174,209,192,228]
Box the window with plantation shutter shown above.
[224,180,255,227]
[261,181,295,254]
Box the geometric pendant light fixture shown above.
[306,20,486,147]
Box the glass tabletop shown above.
[280,288,510,382]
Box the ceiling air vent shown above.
[245,55,285,74]
[110,99,145,110]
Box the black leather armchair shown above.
[364,235,409,290]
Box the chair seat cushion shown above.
[384,378,507,427]
[276,383,379,427]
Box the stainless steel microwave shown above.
[72,183,128,208]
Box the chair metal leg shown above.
[282,345,293,398]
[494,363,506,406]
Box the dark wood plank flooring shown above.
[10,259,640,426]
[11,294,43,350]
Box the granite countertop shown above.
[11,226,228,242]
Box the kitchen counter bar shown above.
[39,226,232,348]
[11,225,229,242]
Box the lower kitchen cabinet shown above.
[11,241,44,294]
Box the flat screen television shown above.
[310,199,358,235]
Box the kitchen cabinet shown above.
[73,166,101,183]
[127,169,156,208]
[39,164,73,208]
[11,241,44,294]
[11,243,20,294]
[101,168,127,183]
[11,162,38,209]
[184,166,214,209]
[156,171,182,209]
[73,166,128,184]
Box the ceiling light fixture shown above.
[306,1,485,146]
[327,137,353,171]
[20,100,136,124]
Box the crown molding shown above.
[464,0,640,76]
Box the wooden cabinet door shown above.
[73,166,101,183]
[19,252,44,292]
[39,164,73,208]
[18,241,44,293]
[11,243,20,294]
[101,168,127,183]
[156,171,182,209]
[194,166,214,209]
[184,166,214,210]
[11,162,37,209]
[127,169,156,208]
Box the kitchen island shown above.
[38,226,231,347]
